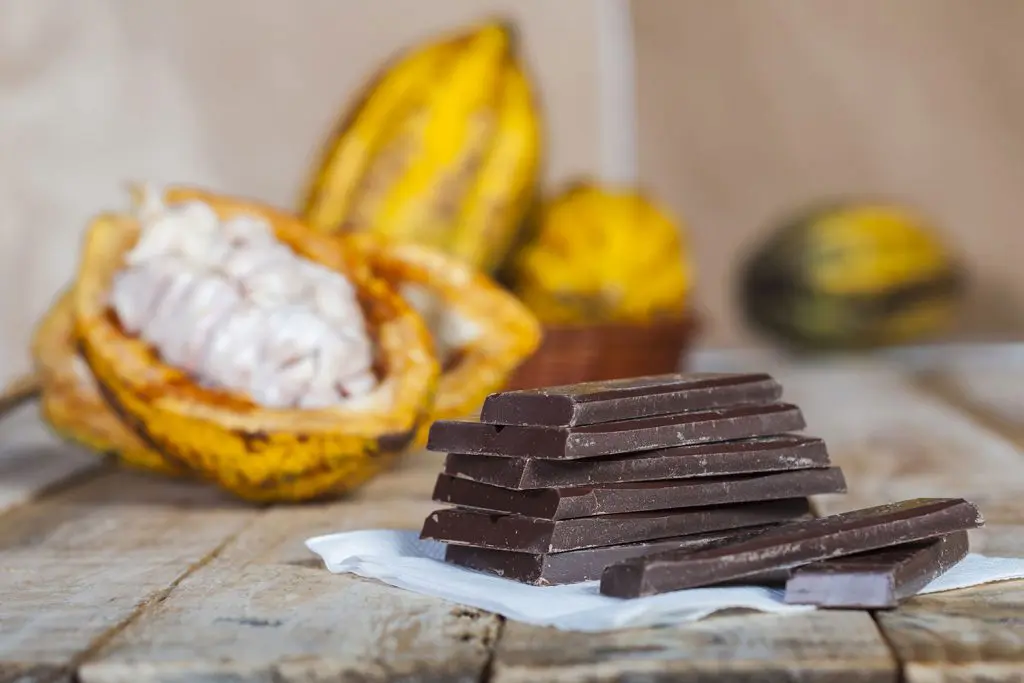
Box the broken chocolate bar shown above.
[419,498,813,553]
[426,403,806,459]
[480,372,782,427]
[784,530,970,609]
[432,468,847,520]
[600,498,983,598]
[443,434,831,490]
[444,526,778,585]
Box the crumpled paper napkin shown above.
[305,529,1024,632]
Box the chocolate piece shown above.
[432,468,846,520]
[480,372,782,427]
[443,434,830,490]
[600,498,983,598]
[419,498,813,553]
[444,527,779,585]
[784,531,970,609]
[426,403,806,460]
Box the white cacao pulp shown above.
[108,189,378,409]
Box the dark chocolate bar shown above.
[444,526,779,585]
[432,468,846,520]
[426,403,806,459]
[600,498,983,598]
[784,531,970,609]
[443,434,831,490]
[419,498,813,553]
[480,372,782,427]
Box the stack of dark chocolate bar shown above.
[419,371,984,609]
[419,373,849,587]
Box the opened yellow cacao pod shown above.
[32,288,181,475]
[509,183,693,325]
[300,21,541,274]
[6,185,539,502]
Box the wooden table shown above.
[2,345,1024,683]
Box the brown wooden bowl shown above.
[503,313,699,390]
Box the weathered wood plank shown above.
[877,584,1024,683]
[769,362,1024,682]
[78,495,501,683]
[493,611,895,683]
[0,406,100,516]
[15,352,1024,682]
[916,347,1024,446]
[0,470,256,683]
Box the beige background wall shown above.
[0,0,616,387]
[633,0,1024,348]
[6,0,1024,389]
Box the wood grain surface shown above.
[0,471,256,683]
[493,611,895,683]
[0,403,99,518]
[918,347,1024,447]
[2,348,1024,681]
[78,499,499,683]
[75,452,494,683]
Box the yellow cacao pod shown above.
[10,185,539,502]
[509,183,693,325]
[300,21,541,275]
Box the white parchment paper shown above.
[306,529,1024,632]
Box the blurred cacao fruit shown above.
[301,21,541,275]
[1,185,540,502]
[508,183,693,325]
[739,202,964,350]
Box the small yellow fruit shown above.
[509,183,692,325]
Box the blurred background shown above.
[3,0,1024,391]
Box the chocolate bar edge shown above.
[783,530,971,608]
[480,374,782,427]
[427,402,807,459]
[431,467,847,520]
[441,434,832,490]
[419,498,815,554]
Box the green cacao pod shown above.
[738,202,964,350]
